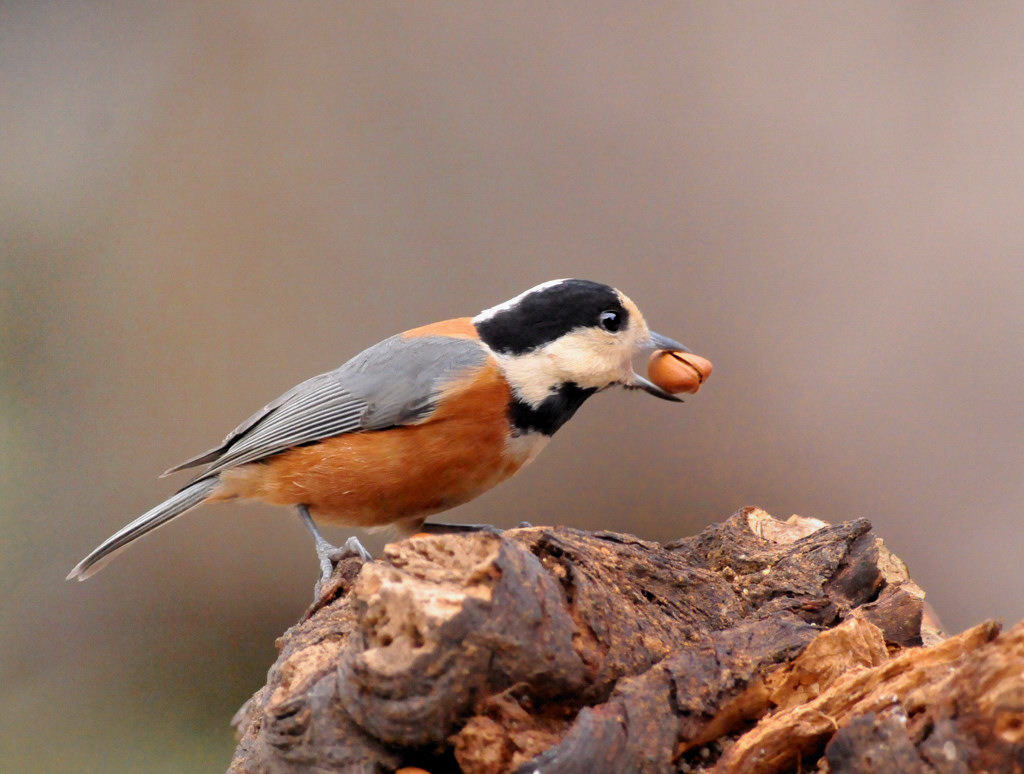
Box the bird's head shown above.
[473,278,690,408]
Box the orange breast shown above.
[212,357,525,533]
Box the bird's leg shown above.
[296,505,372,598]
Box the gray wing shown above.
[165,334,489,482]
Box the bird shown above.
[67,278,694,588]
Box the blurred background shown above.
[3,3,1023,771]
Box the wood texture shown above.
[229,508,1024,773]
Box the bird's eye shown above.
[599,309,623,332]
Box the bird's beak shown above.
[626,330,690,402]
[645,330,691,354]
[631,373,684,402]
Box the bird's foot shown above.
[296,505,372,600]
[415,521,503,536]
[312,534,372,600]
[415,520,533,536]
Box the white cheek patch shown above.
[493,325,645,407]
[491,350,561,406]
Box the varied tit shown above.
[67,279,693,587]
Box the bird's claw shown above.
[312,534,372,600]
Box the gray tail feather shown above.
[66,478,219,581]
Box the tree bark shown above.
[229,508,1024,773]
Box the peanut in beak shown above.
[647,350,713,395]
